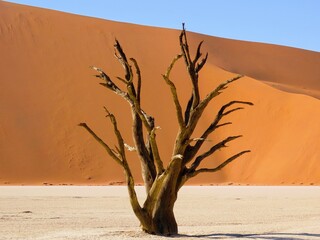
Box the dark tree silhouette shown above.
[79,25,253,236]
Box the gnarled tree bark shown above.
[79,24,253,236]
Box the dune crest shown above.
[0,2,319,185]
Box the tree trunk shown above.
[141,199,178,236]
[139,170,179,236]
[149,204,178,235]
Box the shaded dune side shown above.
[0,2,319,185]
[191,33,320,99]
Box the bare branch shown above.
[195,53,208,73]
[223,107,244,116]
[111,53,152,133]
[107,110,147,225]
[78,123,122,166]
[116,76,128,85]
[178,24,210,128]
[114,39,132,82]
[90,66,132,104]
[133,114,157,191]
[149,127,165,174]
[215,122,232,129]
[184,100,252,165]
[163,54,185,129]
[180,24,203,126]
[94,54,150,133]
[197,75,244,115]
[165,54,183,78]
[220,101,253,115]
[114,42,148,137]
[179,23,192,67]
[184,94,193,125]
[79,120,146,225]
[193,40,204,65]
[104,107,126,159]
[130,58,142,103]
[184,74,244,142]
[189,135,243,172]
[109,40,160,190]
[187,150,251,179]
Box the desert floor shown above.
[1,186,320,240]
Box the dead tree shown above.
[79,25,253,236]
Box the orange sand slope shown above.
[1,2,320,185]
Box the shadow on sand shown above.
[176,232,320,239]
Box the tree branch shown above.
[195,53,208,73]
[103,107,126,159]
[130,58,142,103]
[188,135,243,172]
[90,41,158,190]
[187,150,251,179]
[80,110,147,223]
[184,100,253,164]
[180,31,200,121]
[193,41,204,65]
[114,39,132,82]
[106,110,148,226]
[133,113,157,191]
[184,94,194,126]
[184,74,244,143]
[180,24,209,126]
[90,66,131,104]
[113,41,153,132]
[195,75,244,118]
[179,23,192,67]
[113,40,152,132]
[114,40,165,183]
[162,54,185,129]
[149,127,165,174]
[78,122,123,166]
[114,41,159,187]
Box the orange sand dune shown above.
[191,33,320,99]
[191,35,320,98]
[0,2,319,185]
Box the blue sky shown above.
[4,0,320,52]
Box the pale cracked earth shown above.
[1,186,320,240]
